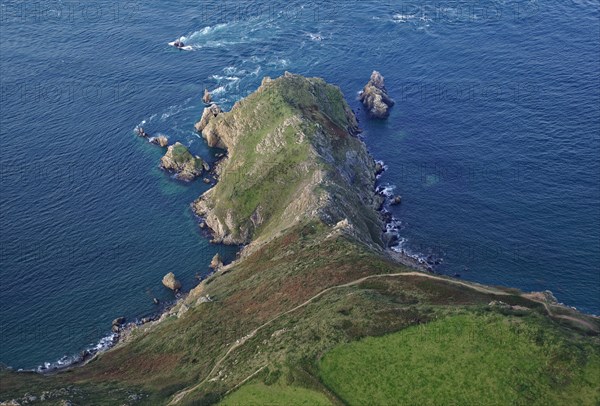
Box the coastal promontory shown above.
[2,74,598,406]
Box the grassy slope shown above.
[219,383,332,406]
[1,221,598,405]
[319,314,600,406]
[1,75,599,405]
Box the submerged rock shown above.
[160,142,204,181]
[162,272,181,291]
[359,71,395,119]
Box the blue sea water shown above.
[0,0,598,369]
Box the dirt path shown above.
[168,271,593,404]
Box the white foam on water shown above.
[306,32,324,41]
[392,13,416,22]
[376,183,396,197]
[211,86,227,95]
[35,332,118,373]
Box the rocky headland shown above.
[192,72,383,248]
[2,73,598,406]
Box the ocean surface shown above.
[0,0,598,369]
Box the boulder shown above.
[149,135,169,147]
[203,88,212,104]
[162,272,181,291]
[210,253,223,269]
[160,142,204,181]
[391,195,402,205]
[112,317,126,327]
[195,103,222,133]
[136,127,149,138]
[359,71,395,119]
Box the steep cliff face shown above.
[193,73,383,249]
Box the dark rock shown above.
[112,317,126,327]
[390,195,402,205]
[136,127,149,138]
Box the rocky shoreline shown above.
[14,71,591,381]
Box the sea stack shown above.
[203,89,212,104]
[162,272,181,291]
[359,71,395,119]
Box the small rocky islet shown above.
[359,70,395,119]
[159,142,206,182]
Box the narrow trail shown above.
[168,271,595,404]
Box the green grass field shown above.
[319,314,600,406]
[219,383,332,406]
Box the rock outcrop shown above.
[202,89,212,104]
[209,253,223,269]
[111,317,126,332]
[149,135,169,147]
[160,142,204,181]
[162,272,181,291]
[194,103,223,144]
[359,71,394,119]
